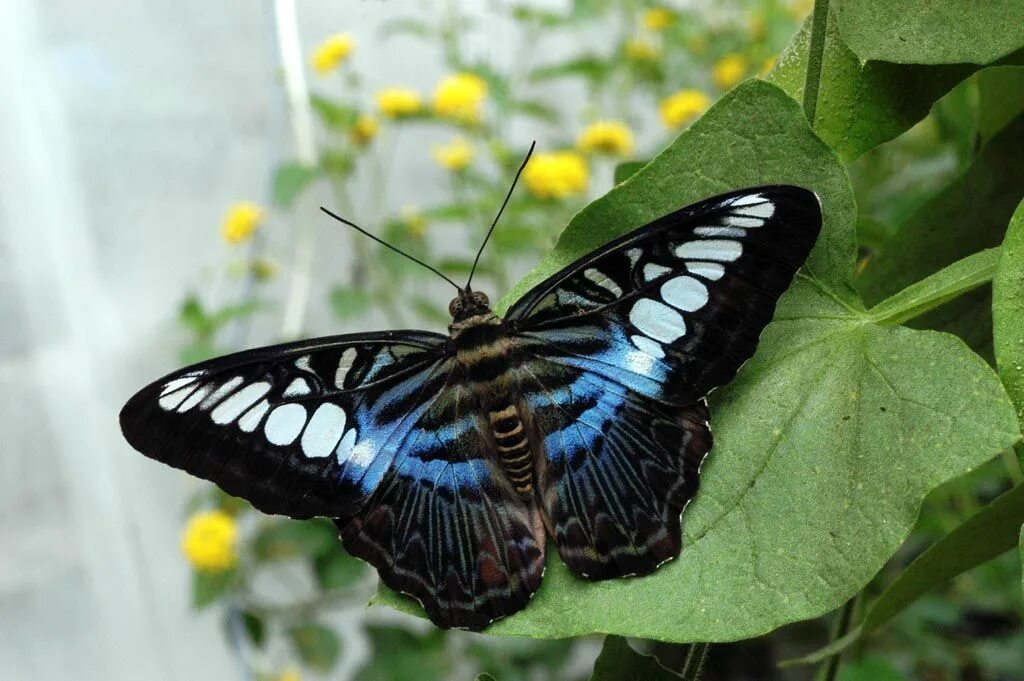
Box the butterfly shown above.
[120,150,821,630]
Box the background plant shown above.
[171,1,1024,679]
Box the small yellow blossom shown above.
[401,206,428,238]
[277,670,301,681]
[660,89,711,129]
[643,8,675,32]
[760,55,777,76]
[432,137,474,171]
[349,114,379,145]
[376,88,422,118]
[310,34,354,75]
[712,53,747,90]
[577,121,634,156]
[523,151,588,200]
[433,73,488,123]
[181,510,238,572]
[625,38,660,61]
[221,202,264,245]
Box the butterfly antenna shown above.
[319,207,461,291]
[465,140,536,291]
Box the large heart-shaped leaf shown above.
[994,198,1024,466]
[374,81,1020,641]
[834,0,1024,65]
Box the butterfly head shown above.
[448,289,491,323]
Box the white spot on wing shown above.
[348,439,375,467]
[265,404,307,446]
[212,382,271,424]
[728,193,765,207]
[177,384,213,412]
[301,403,346,458]
[631,334,666,359]
[284,378,311,398]
[643,263,671,282]
[723,215,763,228]
[335,348,358,389]
[629,298,686,343]
[584,268,623,296]
[200,376,244,409]
[238,399,269,432]
[336,428,358,463]
[688,261,726,280]
[158,386,193,411]
[161,376,198,396]
[294,355,312,372]
[695,226,746,238]
[738,201,774,218]
[626,350,656,375]
[661,276,708,312]
[675,239,742,262]
[625,248,642,265]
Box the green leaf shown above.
[330,285,373,320]
[309,95,360,129]
[378,17,433,40]
[241,610,266,648]
[353,625,449,681]
[272,163,320,209]
[253,519,338,561]
[978,67,1024,143]
[321,148,355,178]
[179,294,209,333]
[1020,526,1024,597]
[287,623,341,673]
[836,655,904,681]
[192,568,236,609]
[476,675,497,681]
[857,115,1024,351]
[784,481,1024,666]
[589,637,681,680]
[834,0,1024,65]
[376,82,1021,641]
[313,549,367,591]
[770,10,987,161]
[613,161,646,185]
[994,198,1024,468]
[509,98,561,123]
[867,248,1000,326]
[409,295,450,325]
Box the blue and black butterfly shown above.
[120,149,821,630]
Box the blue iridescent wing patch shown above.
[509,185,821,577]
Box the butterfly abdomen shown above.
[489,405,533,495]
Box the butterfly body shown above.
[121,186,822,630]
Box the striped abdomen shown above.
[489,405,533,495]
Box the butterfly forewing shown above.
[509,186,820,576]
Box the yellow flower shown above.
[433,73,488,123]
[181,510,238,572]
[376,88,422,118]
[625,38,660,61]
[760,55,777,76]
[712,53,747,90]
[221,202,264,245]
[523,151,588,200]
[401,206,427,238]
[310,34,354,75]
[277,670,301,681]
[643,8,675,32]
[577,121,634,156]
[349,114,379,145]
[432,137,474,171]
[660,89,711,129]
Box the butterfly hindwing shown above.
[338,381,546,630]
[119,331,452,519]
[507,185,822,405]
[509,185,820,578]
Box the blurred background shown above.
[2,1,1020,680]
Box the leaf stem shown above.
[802,0,830,127]
[815,595,858,681]
[680,642,710,680]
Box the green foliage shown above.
[273,163,321,208]
[994,199,1024,466]
[287,622,342,673]
[192,568,237,610]
[834,0,1024,65]
[379,82,1021,643]
[252,518,338,561]
[352,626,450,681]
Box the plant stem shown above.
[802,0,830,127]
[815,595,858,681]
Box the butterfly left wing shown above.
[507,185,821,578]
[121,331,546,629]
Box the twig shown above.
[802,0,831,127]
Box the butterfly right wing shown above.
[120,331,453,519]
